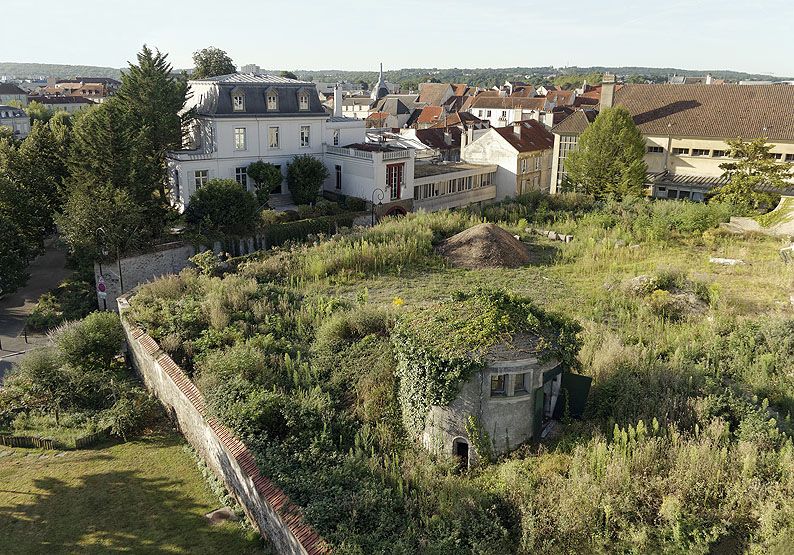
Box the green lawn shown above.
[0,425,266,555]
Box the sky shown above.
[3,0,793,76]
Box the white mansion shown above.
[167,73,500,215]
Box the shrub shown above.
[27,279,96,332]
[55,311,125,370]
[246,161,283,206]
[101,386,158,440]
[345,196,366,212]
[286,155,330,205]
[184,179,260,237]
[189,250,221,276]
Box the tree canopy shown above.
[286,155,330,205]
[192,47,236,78]
[184,179,259,236]
[711,137,788,211]
[280,70,298,80]
[247,161,283,206]
[564,106,648,199]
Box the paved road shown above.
[0,239,71,383]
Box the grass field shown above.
[0,424,266,555]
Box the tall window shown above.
[490,374,506,397]
[194,169,209,189]
[267,92,278,110]
[333,129,340,146]
[299,93,310,111]
[234,127,246,150]
[268,126,280,149]
[300,125,310,147]
[233,94,245,111]
[335,165,342,189]
[535,157,541,171]
[513,373,528,394]
[520,159,528,173]
[235,166,248,188]
[386,163,403,200]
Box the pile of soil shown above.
[437,223,531,269]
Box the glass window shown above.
[335,165,342,189]
[387,164,403,200]
[194,169,209,189]
[691,149,709,156]
[769,152,783,160]
[232,94,245,111]
[234,127,246,150]
[514,373,528,394]
[490,374,506,397]
[235,167,247,188]
[672,148,690,155]
[269,126,280,149]
[333,129,340,146]
[786,154,794,162]
[299,94,309,111]
[300,125,310,147]
[267,93,278,110]
[712,150,728,158]
[647,146,664,153]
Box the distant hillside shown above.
[1,61,789,88]
[0,62,123,80]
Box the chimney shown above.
[333,83,342,117]
[705,73,713,85]
[513,122,522,135]
[600,73,616,109]
[443,131,452,146]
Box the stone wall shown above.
[119,298,329,555]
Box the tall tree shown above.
[247,161,283,206]
[711,137,788,210]
[192,47,236,78]
[286,155,330,205]
[564,106,648,199]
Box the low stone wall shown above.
[119,299,328,555]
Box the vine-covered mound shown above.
[436,223,531,268]
[391,289,582,436]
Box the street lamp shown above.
[371,187,385,226]
[95,227,109,310]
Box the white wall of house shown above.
[0,93,27,106]
[462,130,520,200]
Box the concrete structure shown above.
[0,104,30,138]
[166,73,366,208]
[549,76,794,199]
[462,120,555,198]
[422,334,562,465]
[120,312,329,554]
[0,83,28,106]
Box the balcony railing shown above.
[325,145,373,160]
[383,150,411,161]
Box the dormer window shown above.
[298,92,310,111]
[266,91,278,111]
[232,93,245,112]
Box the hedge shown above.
[264,213,357,248]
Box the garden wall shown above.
[118,297,329,555]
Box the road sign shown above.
[97,275,107,293]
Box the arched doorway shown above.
[452,437,469,468]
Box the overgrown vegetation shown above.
[0,312,156,445]
[124,193,794,553]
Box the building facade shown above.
[0,105,30,138]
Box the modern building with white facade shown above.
[0,105,30,138]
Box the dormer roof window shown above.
[266,88,278,111]
[232,88,245,112]
[298,89,310,111]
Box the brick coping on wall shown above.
[128,326,330,555]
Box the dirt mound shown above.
[437,223,531,269]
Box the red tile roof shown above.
[494,119,554,152]
[469,95,546,110]
[416,105,444,124]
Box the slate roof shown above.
[194,75,327,117]
[372,97,414,116]
[494,119,555,152]
[0,83,27,95]
[612,84,794,141]
[29,95,95,105]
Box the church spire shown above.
[371,62,389,101]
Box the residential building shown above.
[0,105,31,138]
[166,73,364,207]
[462,120,555,198]
[400,127,463,161]
[465,95,552,128]
[549,75,794,200]
[428,111,488,132]
[27,95,95,113]
[0,83,28,106]
[341,95,374,119]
